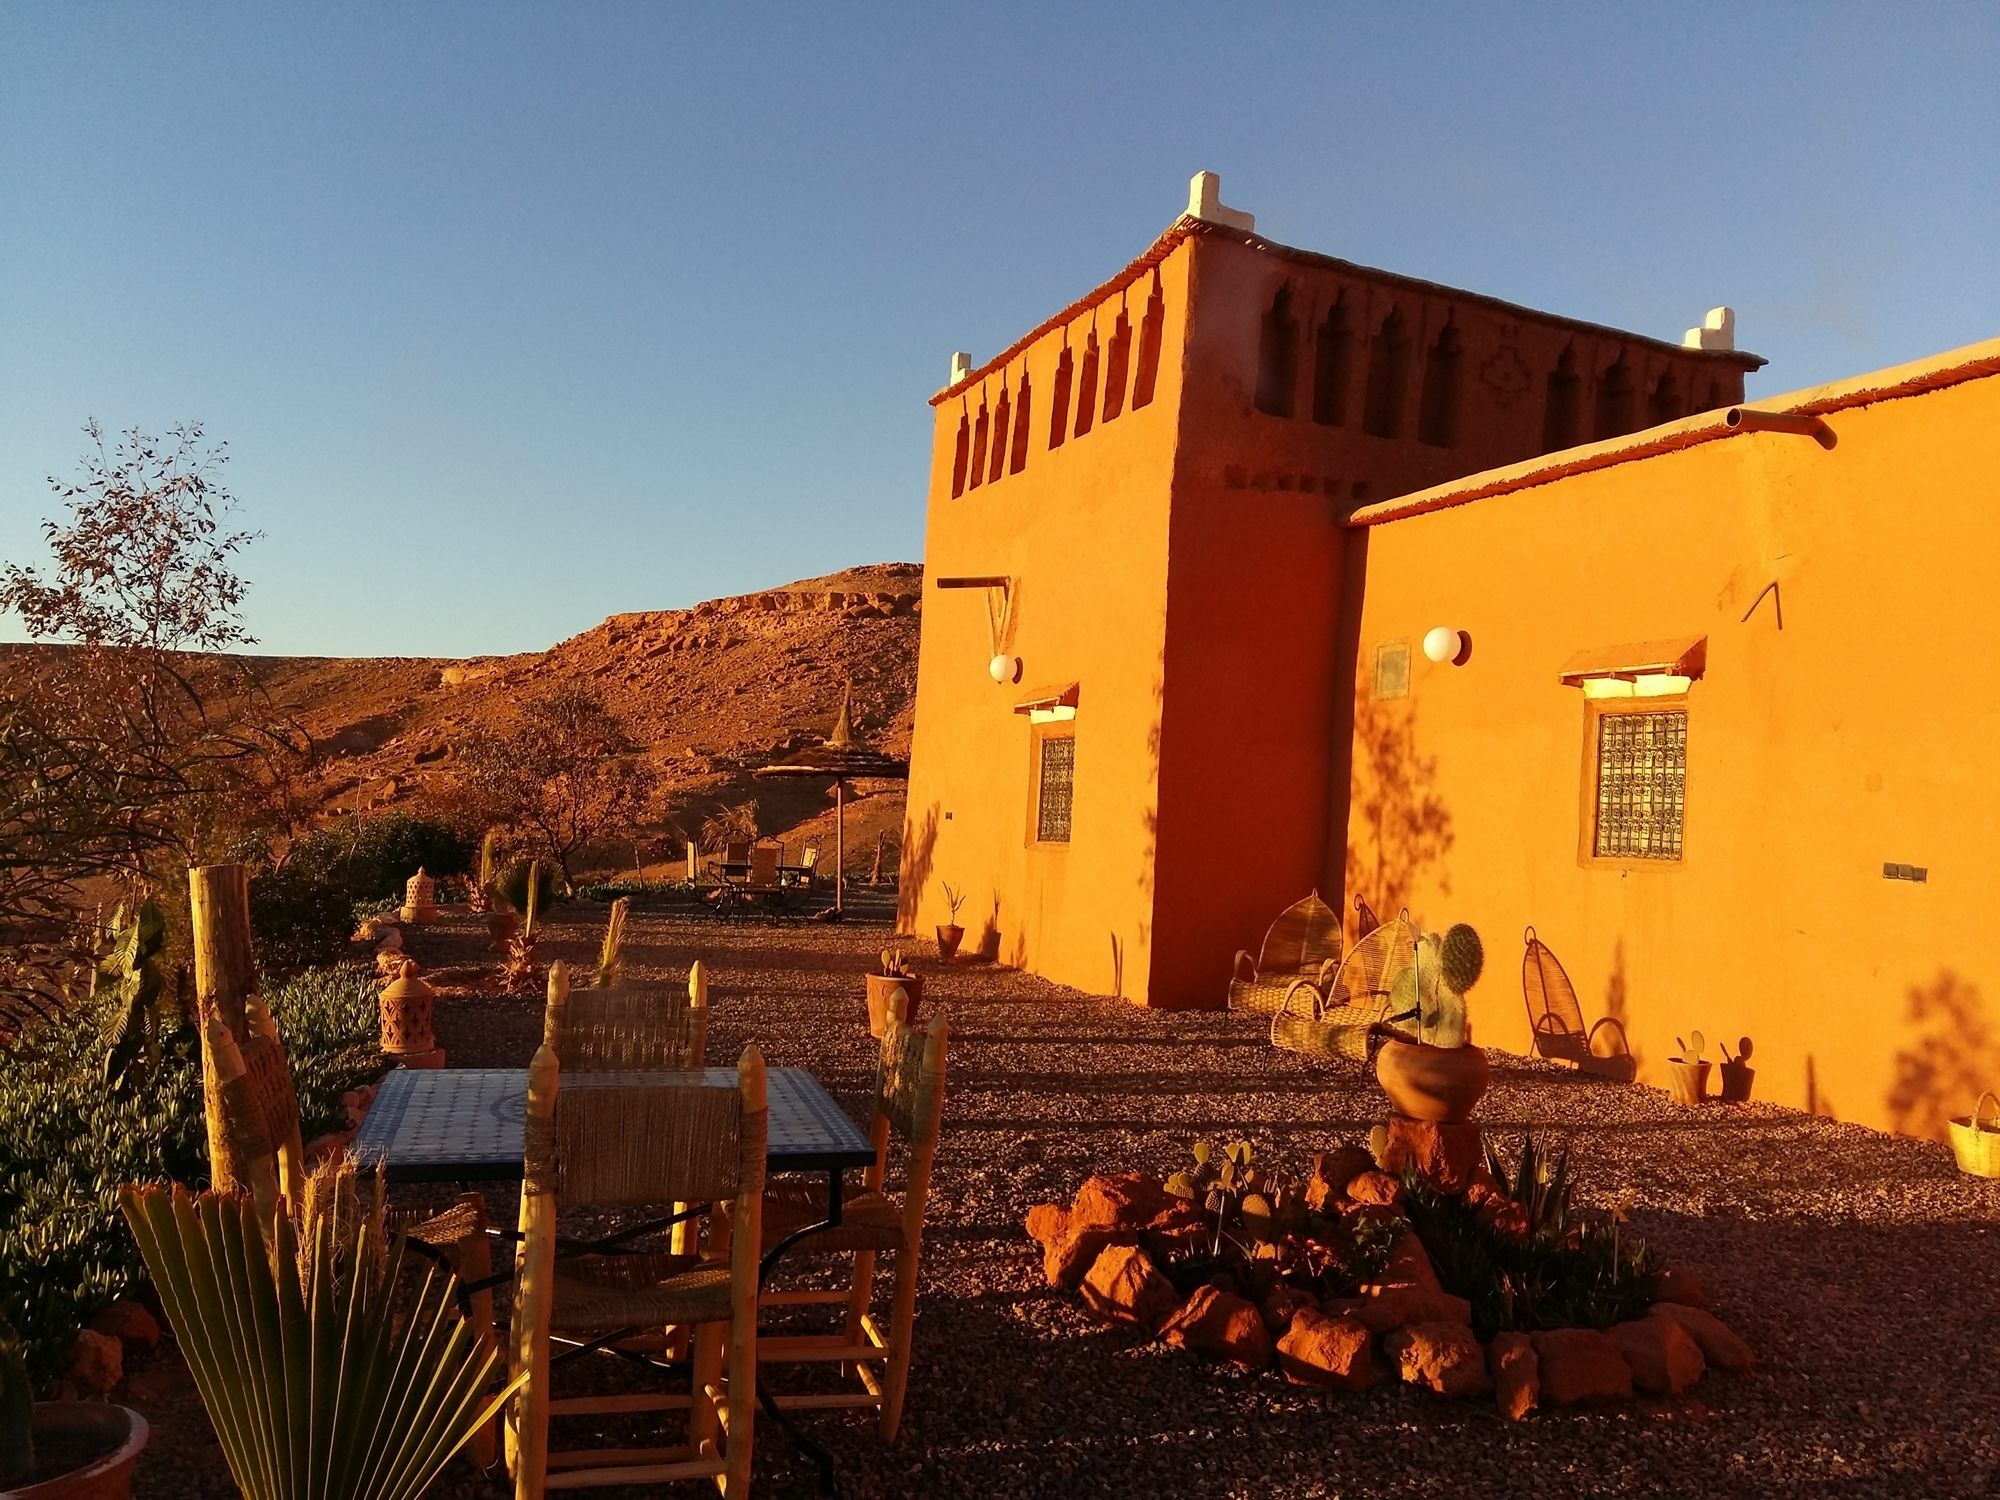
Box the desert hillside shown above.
[10,563,925,876]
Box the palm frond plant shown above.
[121,1162,518,1500]
[96,897,180,1089]
[595,896,629,988]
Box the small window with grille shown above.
[1035,733,1075,844]
[1591,708,1686,861]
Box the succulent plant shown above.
[1387,921,1483,1049]
[877,948,917,981]
[1673,1029,1706,1064]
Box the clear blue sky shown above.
[4,4,1995,657]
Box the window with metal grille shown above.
[1593,710,1686,860]
[1036,735,1074,843]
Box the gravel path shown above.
[136,905,2000,1498]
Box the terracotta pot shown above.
[1668,1059,1711,1106]
[487,911,520,948]
[1719,1060,1754,1103]
[14,1403,149,1500]
[864,973,923,1038]
[935,924,965,964]
[1374,1037,1490,1122]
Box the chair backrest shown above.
[1353,894,1382,943]
[1522,926,1587,1040]
[1255,891,1341,976]
[873,998,949,1151]
[749,844,780,887]
[208,1001,307,1215]
[522,1044,767,1209]
[799,846,819,872]
[1328,910,1417,1015]
[544,965,709,1072]
[724,839,751,866]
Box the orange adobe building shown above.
[900,172,2000,1139]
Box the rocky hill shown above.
[225,562,923,874]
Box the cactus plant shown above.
[1387,921,1484,1049]
[876,948,918,981]
[0,1313,31,1489]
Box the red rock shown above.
[1025,1202,1069,1251]
[1325,1286,1473,1336]
[1648,1302,1754,1372]
[88,1301,159,1352]
[1277,1309,1382,1390]
[1261,1282,1319,1334]
[1530,1328,1633,1406]
[1646,1266,1705,1307]
[1304,1146,1375,1210]
[1160,1285,1272,1368]
[1345,1170,1405,1207]
[1384,1321,1491,1398]
[1043,1224,1133,1288]
[1070,1173,1172,1233]
[1490,1331,1539,1420]
[1363,1229,1440,1292]
[64,1328,123,1395]
[1379,1117,1485,1194]
[1610,1317,1705,1394]
[1080,1245,1180,1332]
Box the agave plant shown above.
[121,1169,518,1500]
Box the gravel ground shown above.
[133,904,2000,1498]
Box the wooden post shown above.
[834,781,846,916]
[190,864,255,1195]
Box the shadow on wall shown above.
[1604,938,1642,1077]
[1342,692,1455,915]
[1886,969,1998,1140]
[897,801,941,934]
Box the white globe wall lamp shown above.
[1424,626,1469,665]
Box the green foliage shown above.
[1388,921,1484,1049]
[287,814,473,903]
[248,862,355,973]
[0,965,383,1384]
[495,856,560,918]
[0,1313,31,1488]
[572,878,708,906]
[1402,1134,1656,1341]
[94,898,177,1088]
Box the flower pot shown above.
[487,911,520,948]
[14,1402,150,1500]
[1719,1060,1754,1103]
[864,973,923,1038]
[935,923,965,964]
[1668,1059,1711,1106]
[1374,1036,1490,1122]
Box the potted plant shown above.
[1,1313,150,1500]
[864,948,923,1038]
[1718,1035,1754,1103]
[1669,1030,1711,1105]
[1374,922,1490,1122]
[936,883,967,964]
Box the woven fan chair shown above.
[1270,909,1418,1061]
[206,1003,503,1462]
[1353,893,1382,943]
[750,998,948,1443]
[1227,890,1343,1015]
[1521,928,1636,1081]
[507,1044,767,1498]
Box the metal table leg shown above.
[756,1166,845,1493]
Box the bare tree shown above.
[453,685,646,883]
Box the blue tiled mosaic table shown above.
[352,1066,875,1182]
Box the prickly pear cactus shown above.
[1439,924,1484,994]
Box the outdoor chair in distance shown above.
[1227,890,1342,1015]
[1521,927,1636,1081]
[747,996,947,1441]
[506,1044,767,1496]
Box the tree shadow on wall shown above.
[1341,693,1454,914]
[1886,968,1998,1140]
[896,800,940,935]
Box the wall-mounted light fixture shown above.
[989,654,1022,685]
[1423,626,1468,665]
[936,575,1020,686]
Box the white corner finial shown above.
[1187,171,1255,233]
[949,351,972,385]
[1681,306,1736,352]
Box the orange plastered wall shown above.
[901,243,1193,1002]
[1341,374,2000,1137]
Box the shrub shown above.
[0,964,383,1383]
[573,877,708,906]
[286,814,472,904]
[249,862,355,973]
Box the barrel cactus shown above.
[1387,922,1484,1049]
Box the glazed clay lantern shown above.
[399,867,438,925]
[379,960,445,1068]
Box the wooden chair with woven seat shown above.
[751,999,947,1442]
[1227,890,1342,1015]
[508,1043,766,1497]
[543,960,710,1072]
[1521,927,1636,1081]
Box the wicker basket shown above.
[1948,1091,2000,1179]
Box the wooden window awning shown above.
[1013,682,1080,714]
[1559,636,1706,686]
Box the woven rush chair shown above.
[207,1003,503,1462]
[544,961,710,1072]
[1227,890,1342,1015]
[507,1044,767,1497]
[1353,893,1382,943]
[751,1000,947,1442]
[1522,927,1635,1081]
[1271,910,1416,1061]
